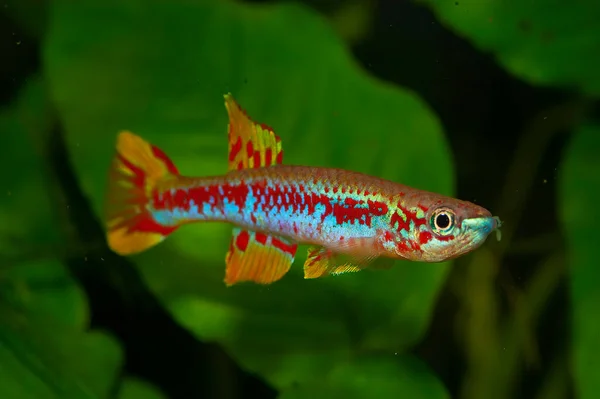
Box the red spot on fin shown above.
[224,93,284,170]
[225,228,298,286]
[105,131,180,255]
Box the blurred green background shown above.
[1,0,598,398]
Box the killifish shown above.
[105,93,501,286]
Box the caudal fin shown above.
[105,131,180,255]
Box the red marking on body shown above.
[276,152,283,164]
[152,190,166,208]
[364,190,370,196]
[344,197,362,207]
[418,231,432,245]
[418,204,429,212]
[396,241,411,253]
[173,189,186,208]
[331,198,388,227]
[222,182,250,211]
[242,179,391,233]
[229,137,242,162]
[341,187,346,194]
[151,146,179,175]
[383,230,394,242]
[321,195,333,221]
[436,234,455,241]
[304,193,319,214]
[250,214,257,224]
[390,204,426,233]
[255,182,299,214]
[368,199,388,215]
[293,192,303,210]
[236,230,250,251]
[153,181,250,217]
[255,179,267,191]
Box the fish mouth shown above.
[462,216,503,241]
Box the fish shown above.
[104,93,502,286]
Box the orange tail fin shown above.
[105,131,180,255]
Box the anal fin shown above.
[225,228,298,286]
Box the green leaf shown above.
[0,78,62,259]
[558,124,600,399]
[0,258,88,332]
[418,0,600,96]
[0,79,123,398]
[44,0,453,392]
[0,76,85,335]
[118,377,167,399]
[278,355,449,399]
[0,311,122,399]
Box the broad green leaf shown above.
[418,0,600,96]
[44,0,453,391]
[118,377,167,399]
[0,79,123,398]
[0,313,122,399]
[278,355,449,399]
[558,124,600,399]
[0,77,61,259]
[0,258,87,333]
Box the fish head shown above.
[392,193,501,262]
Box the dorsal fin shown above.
[224,93,283,170]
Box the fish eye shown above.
[430,207,455,236]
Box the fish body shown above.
[105,94,501,285]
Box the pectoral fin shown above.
[303,246,379,279]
